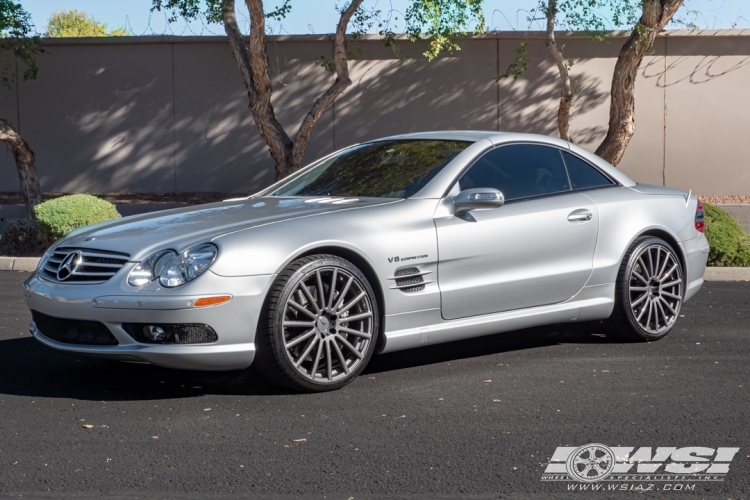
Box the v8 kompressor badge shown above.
[388,254,427,263]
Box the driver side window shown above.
[458,144,571,201]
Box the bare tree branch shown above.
[544,0,573,142]
[292,0,364,172]
[596,0,683,165]
[0,120,41,220]
[221,0,366,180]
[155,0,484,181]
[223,0,293,180]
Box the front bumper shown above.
[24,270,276,371]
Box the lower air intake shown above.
[31,310,118,345]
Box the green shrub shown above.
[704,203,750,267]
[34,194,120,247]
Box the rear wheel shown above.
[255,254,380,392]
[606,237,683,342]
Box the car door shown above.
[435,143,599,320]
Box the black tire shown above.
[255,254,380,392]
[605,236,684,342]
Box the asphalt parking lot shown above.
[0,271,748,499]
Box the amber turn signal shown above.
[193,295,231,307]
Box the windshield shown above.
[270,139,471,198]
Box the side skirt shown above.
[380,283,615,354]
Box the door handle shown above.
[568,211,593,222]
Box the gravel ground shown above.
[699,196,750,205]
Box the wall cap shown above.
[34,29,750,46]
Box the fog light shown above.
[123,323,218,344]
[143,325,166,342]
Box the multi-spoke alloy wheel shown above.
[628,244,683,335]
[256,255,380,392]
[606,236,684,341]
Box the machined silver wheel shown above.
[281,266,374,383]
[606,236,684,342]
[628,243,683,335]
[257,255,380,392]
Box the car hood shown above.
[57,197,396,260]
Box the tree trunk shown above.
[224,0,293,181]
[0,119,41,220]
[544,0,573,142]
[222,0,362,182]
[595,0,683,166]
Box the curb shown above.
[0,257,40,272]
[703,267,750,281]
[1,257,749,281]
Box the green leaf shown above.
[496,42,529,81]
[44,9,130,37]
[704,203,750,267]
[0,0,42,87]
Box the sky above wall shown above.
[23,0,750,36]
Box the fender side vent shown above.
[395,267,419,277]
[392,267,428,292]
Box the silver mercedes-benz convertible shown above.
[24,131,709,391]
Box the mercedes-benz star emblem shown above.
[57,251,83,281]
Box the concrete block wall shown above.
[0,30,748,195]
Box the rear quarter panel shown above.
[582,186,699,286]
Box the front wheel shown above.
[255,254,380,392]
[606,237,684,342]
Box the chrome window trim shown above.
[559,149,618,189]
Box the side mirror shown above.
[453,188,505,216]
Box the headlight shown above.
[128,249,178,287]
[158,243,218,288]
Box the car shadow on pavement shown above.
[365,321,618,374]
[0,322,619,401]
[0,336,284,401]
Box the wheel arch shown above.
[296,245,387,353]
[603,226,687,341]
[636,228,686,278]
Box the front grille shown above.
[31,310,118,345]
[122,323,218,345]
[41,247,130,284]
